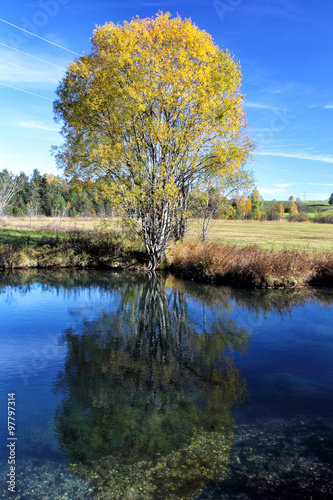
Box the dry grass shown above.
[168,241,333,288]
[0,216,116,231]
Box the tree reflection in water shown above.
[53,275,250,499]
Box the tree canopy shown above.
[54,12,254,269]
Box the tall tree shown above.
[289,200,298,221]
[236,193,251,219]
[195,167,253,241]
[29,169,44,213]
[269,204,276,221]
[11,172,30,212]
[0,170,21,218]
[41,174,67,217]
[53,12,254,270]
[236,195,245,219]
[245,196,252,217]
[251,188,263,214]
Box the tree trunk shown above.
[174,213,187,241]
[140,203,172,271]
[173,185,190,241]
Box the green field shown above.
[187,220,333,252]
[0,228,62,246]
[301,200,333,212]
[1,216,333,254]
[262,200,333,219]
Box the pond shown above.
[0,270,333,499]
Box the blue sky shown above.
[0,0,332,200]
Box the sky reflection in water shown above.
[0,271,333,499]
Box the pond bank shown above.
[167,241,333,288]
[0,228,332,288]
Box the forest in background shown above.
[1,168,333,223]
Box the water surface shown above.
[0,270,333,499]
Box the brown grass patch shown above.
[168,241,332,288]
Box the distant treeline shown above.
[1,169,116,218]
[1,168,333,223]
[261,199,333,222]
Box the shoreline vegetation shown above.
[0,220,332,288]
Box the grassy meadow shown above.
[1,216,107,231]
[187,219,333,252]
[3,216,333,253]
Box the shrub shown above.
[295,211,309,222]
[6,206,24,216]
[323,215,333,224]
[13,207,24,217]
[69,208,78,217]
[313,211,324,222]
[313,212,333,224]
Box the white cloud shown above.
[0,62,62,84]
[275,182,333,188]
[324,105,333,109]
[254,164,292,173]
[256,187,276,195]
[17,120,59,132]
[305,193,331,198]
[256,151,333,164]
[0,48,65,84]
[305,183,333,187]
[243,102,279,111]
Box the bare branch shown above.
[0,173,22,218]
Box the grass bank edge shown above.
[167,241,333,288]
[0,228,332,288]
[0,227,146,271]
